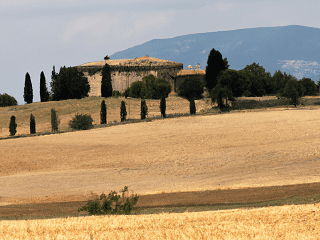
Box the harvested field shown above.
[1,107,320,204]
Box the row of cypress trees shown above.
[24,72,50,104]
[8,97,196,136]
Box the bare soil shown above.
[1,182,320,219]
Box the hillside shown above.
[110,25,320,81]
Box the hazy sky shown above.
[1,0,319,104]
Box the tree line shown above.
[204,48,319,109]
[8,95,197,137]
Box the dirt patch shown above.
[1,182,320,219]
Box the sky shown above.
[1,0,319,104]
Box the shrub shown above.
[51,108,59,132]
[78,186,139,215]
[100,100,107,124]
[140,99,148,120]
[0,93,18,107]
[69,113,93,130]
[120,101,127,122]
[160,96,166,118]
[190,98,196,115]
[112,90,120,97]
[30,114,36,134]
[9,115,17,136]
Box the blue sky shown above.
[1,0,319,104]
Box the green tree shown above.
[30,114,36,134]
[50,66,90,101]
[0,93,17,107]
[189,98,196,115]
[300,78,318,96]
[140,99,148,120]
[120,101,127,122]
[205,48,227,91]
[9,115,17,136]
[241,63,268,96]
[40,71,50,102]
[129,81,147,99]
[24,72,33,104]
[100,100,107,124]
[211,69,246,109]
[160,96,166,118]
[101,64,113,98]
[51,108,59,132]
[283,80,304,107]
[177,76,204,101]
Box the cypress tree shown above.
[30,114,36,134]
[160,96,166,118]
[140,99,148,120]
[205,48,226,91]
[120,101,127,122]
[40,71,50,102]
[24,72,33,104]
[101,63,113,98]
[190,98,196,115]
[51,108,59,132]
[100,100,107,124]
[9,115,17,136]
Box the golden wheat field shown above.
[1,203,320,239]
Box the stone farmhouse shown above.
[76,56,205,96]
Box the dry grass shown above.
[1,203,320,239]
[0,96,212,137]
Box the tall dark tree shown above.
[100,100,107,124]
[205,48,227,91]
[50,66,90,101]
[51,108,59,132]
[140,99,148,120]
[160,96,166,118]
[24,72,33,104]
[120,101,127,122]
[9,115,17,136]
[300,78,318,96]
[30,114,36,134]
[101,63,113,98]
[40,71,50,102]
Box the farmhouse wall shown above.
[77,58,183,97]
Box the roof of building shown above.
[177,69,205,76]
[79,56,182,68]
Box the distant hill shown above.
[110,25,320,81]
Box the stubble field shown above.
[1,96,320,238]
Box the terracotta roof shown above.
[177,69,205,76]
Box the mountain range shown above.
[110,25,320,81]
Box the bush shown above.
[190,98,196,115]
[0,93,18,107]
[178,76,204,101]
[9,115,17,136]
[30,114,36,134]
[120,101,127,122]
[100,100,107,124]
[160,96,166,118]
[112,90,120,97]
[51,108,59,132]
[125,75,171,99]
[78,186,139,215]
[69,113,93,130]
[140,99,148,120]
